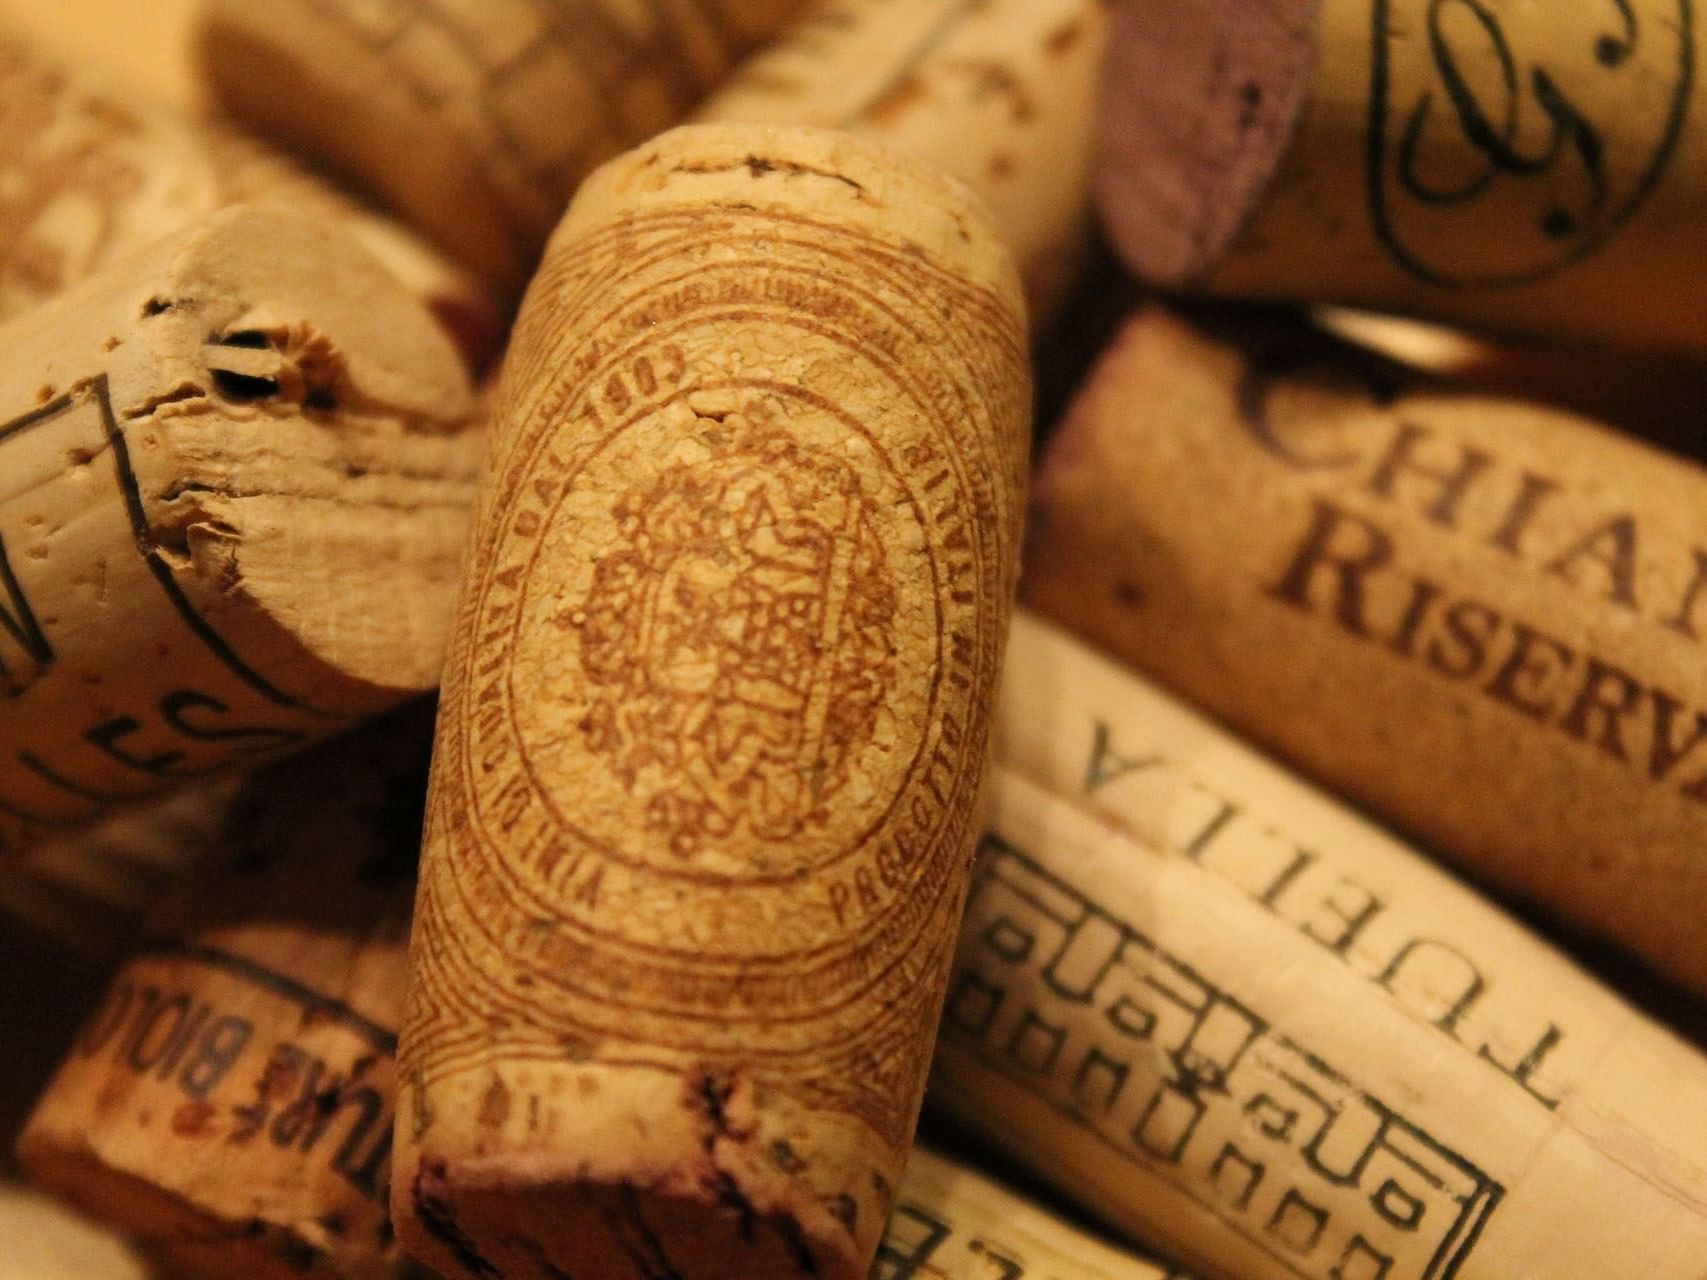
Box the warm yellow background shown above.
[0,0,201,110]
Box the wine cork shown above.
[18,710,432,1280]
[0,29,499,367]
[930,610,1707,1279]
[0,204,478,857]
[698,0,1107,329]
[878,1145,1192,1280]
[396,122,1031,1280]
[1025,303,1707,996]
[198,0,815,296]
[1098,0,1707,350]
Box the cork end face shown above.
[557,122,1030,327]
[1096,0,1320,286]
[129,206,480,708]
[402,1156,865,1280]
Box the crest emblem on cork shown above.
[574,418,898,860]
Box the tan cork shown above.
[0,28,499,369]
[197,0,814,296]
[1024,302,1707,994]
[394,122,1032,1280]
[699,0,1108,330]
[1098,0,1707,350]
[17,710,433,1280]
[0,204,478,857]
[931,610,1707,1280]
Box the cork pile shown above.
[1,4,1705,1280]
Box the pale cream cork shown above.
[1024,301,1707,995]
[395,122,1032,1280]
[18,710,433,1280]
[198,0,814,297]
[931,610,1707,1280]
[699,0,1108,331]
[0,204,477,857]
[0,28,499,368]
[1098,0,1707,350]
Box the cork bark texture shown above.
[931,611,1707,1280]
[18,711,433,1280]
[0,205,477,856]
[698,0,1108,329]
[198,0,814,295]
[1024,303,1707,995]
[396,123,1031,1280]
[0,29,497,367]
[1099,0,1707,350]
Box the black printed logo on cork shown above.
[1369,0,1695,287]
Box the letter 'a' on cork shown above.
[1024,302,1707,997]
[697,0,1108,330]
[196,0,815,297]
[396,122,1032,1280]
[18,708,432,1280]
[0,204,478,859]
[932,613,1707,1280]
[1098,0,1707,351]
[0,27,498,369]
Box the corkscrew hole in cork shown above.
[211,368,280,402]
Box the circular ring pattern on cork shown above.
[413,202,1025,1116]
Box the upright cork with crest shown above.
[394,122,1032,1280]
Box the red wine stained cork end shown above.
[1096,0,1319,285]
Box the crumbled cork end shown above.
[122,206,480,709]
[1096,0,1319,285]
